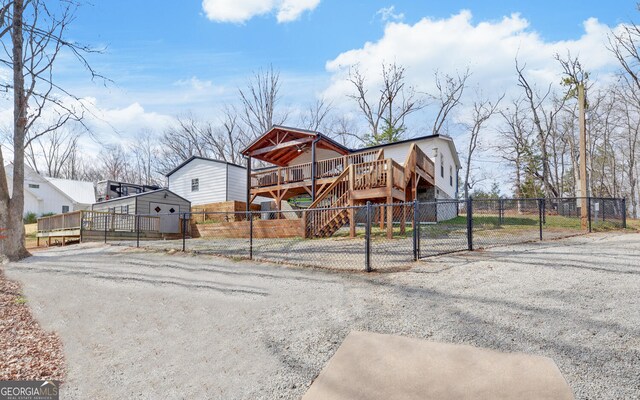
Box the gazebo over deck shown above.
[242,126,352,209]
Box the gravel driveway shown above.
[4,232,640,399]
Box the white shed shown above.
[165,156,249,206]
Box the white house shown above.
[354,134,461,200]
[4,164,96,216]
[165,156,248,206]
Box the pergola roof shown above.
[242,125,350,166]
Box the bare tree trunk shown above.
[1,0,29,260]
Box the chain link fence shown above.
[96,197,628,272]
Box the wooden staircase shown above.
[304,145,435,238]
[305,167,351,238]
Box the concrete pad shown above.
[303,331,574,400]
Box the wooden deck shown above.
[249,145,436,239]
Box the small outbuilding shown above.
[91,188,191,233]
[165,156,248,206]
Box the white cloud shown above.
[324,11,623,109]
[201,0,320,23]
[322,10,628,190]
[375,6,404,23]
[276,0,320,23]
[173,76,215,91]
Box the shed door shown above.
[149,202,180,233]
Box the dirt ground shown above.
[3,232,639,399]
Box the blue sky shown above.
[23,0,630,175]
[66,0,633,113]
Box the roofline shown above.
[241,125,350,155]
[93,188,191,205]
[352,133,461,169]
[352,134,440,152]
[165,156,245,177]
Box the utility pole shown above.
[578,83,588,229]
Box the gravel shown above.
[3,232,640,399]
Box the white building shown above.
[4,164,96,216]
[165,156,248,206]
[355,134,461,200]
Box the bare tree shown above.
[430,69,470,135]
[325,115,363,147]
[348,62,425,145]
[130,130,162,186]
[497,99,536,197]
[609,18,640,217]
[515,59,565,198]
[299,97,333,132]
[24,125,80,178]
[0,0,102,260]
[462,91,504,199]
[238,65,288,141]
[155,114,213,173]
[98,144,132,182]
[204,107,244,165]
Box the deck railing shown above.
[37,211,82,232]
[251,149,384,189]
[414,145,434,177]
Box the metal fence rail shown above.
[101,196,627,272]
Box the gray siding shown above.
[134,190,191,215]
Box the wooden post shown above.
[349,200,356,238]
[379,206,385,230]
[245,156,252,212]
[386,160,394,239]
[578,83,588,229]
[400,204,406,235]
[386,196,393,239]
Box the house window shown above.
[28,183,39,189]
[62,205,69,213]
[191,178,199,192]
[449,166,453,186]
[123,205,129,214]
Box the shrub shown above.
[23,212,37,224]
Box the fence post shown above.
[538,198,543,241]
[248,211,253,260]
[587,197,592,233]
[622,198,627,228]
[602,198,606,222]
[466,197,473,251]
[104,214,108,244]
[79,212,84,243]
[136,215,140,248]
[182,213,187,252]
[412,199,419,261]
[365,201,372,272]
